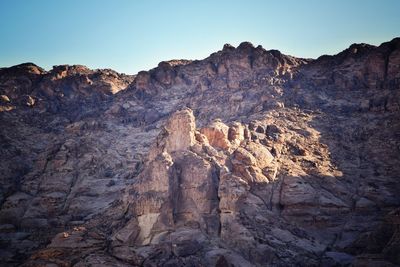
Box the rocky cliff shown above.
[0,38,400,266]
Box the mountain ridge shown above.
[0,38,400,266]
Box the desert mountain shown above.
[0,38,400,266]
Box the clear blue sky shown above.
[1,0,399,74]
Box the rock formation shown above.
[0,38,400,266]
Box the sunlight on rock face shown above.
[1,38,400,266]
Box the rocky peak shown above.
[162,59,193,67]
[0,63,45,76]
[237,41,255,51]
[51,64,91,76]
[347,43,375,54]
[297,37,400,93]
[222,43,235,51]
[129,41,307,101]
[0,63,133,114]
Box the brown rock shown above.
[2,38,400,267]
[228,122,245,146]
[200,120,230,150]
[164,108,196,152]
[244,142,274,169]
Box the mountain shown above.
[0,38,399,266]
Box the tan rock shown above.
[200,120,230,150]
[245,142,274,169]
[218,172,249,213]
[133,71,151,91]
[233,147,258,166]
[164,108,196,152]
[0,95,10,102]
[228,122,245,146]
[148,108,196,160]
[194,131,209,144]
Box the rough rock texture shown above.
[1,38,400,266]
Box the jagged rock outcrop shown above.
[107,108,321,266]
[1,38,400,266]
[293,38,400,113]
[0,63,133,115]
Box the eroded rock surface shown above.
[1,39,400,266]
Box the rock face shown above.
[1,38,400,266]
[200,120,231,150]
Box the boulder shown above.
[200,120,230,150]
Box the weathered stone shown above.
[1,38,400,266]
[200,120,230,150]
[228,122,245,146]
[245,142,274,168]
